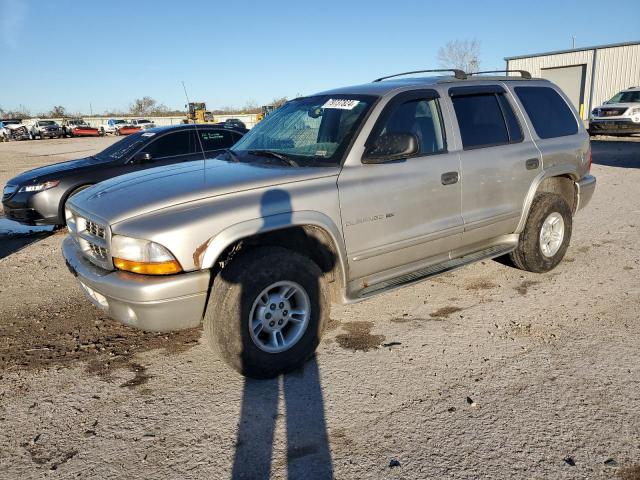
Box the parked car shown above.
[217,118,247,130]
[28,119,63,139]
[61,119,101,137]
[62,69,596,378]
[130,119,156,130]
[99,119,135,136]
[589,86,640,136]
[0,120,29,142]
[2,124,244,225]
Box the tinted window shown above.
[452,94,509,148]
[145,131,194,159]
[515,86,578,139]
[197,129,235,152]
[497,94,523,142]
[375,98,446,155]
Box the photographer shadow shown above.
[227,188,334,479]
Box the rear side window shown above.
[452,94,509,148]
[514,86,578,139]
[197,129,235,152]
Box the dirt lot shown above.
[1,136,639,479]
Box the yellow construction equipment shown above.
[185,102,214,123]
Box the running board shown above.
[357,244,515,298]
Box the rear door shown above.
[446,84,541,246]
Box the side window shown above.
[497,94,523,142]
[375,98,446,155]
[144,131,194,159]
[197,129,235,152]
[514,86,578,139]
[451,94,509,149]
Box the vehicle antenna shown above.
[181,81,207,182]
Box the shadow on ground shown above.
[0,217,56,259]
[591,138,640,169]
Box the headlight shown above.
[630,107,640,116]
[111,235,182,275]
[19,180,60,192]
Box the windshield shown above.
[113,120,127,125]
[38,121,55,126]
[231,94,376,166]
[136,119,151,124]
[93,132,146,163]
[608,91,640,103]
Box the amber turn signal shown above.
[113,257,182,275]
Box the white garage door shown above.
[541,65,586,117]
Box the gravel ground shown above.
[0,136,639,479]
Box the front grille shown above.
[86,220,105,239]
[88,243,108,259]
[67,208,112,270]
[2,184,17,201]
[599,108,628,117]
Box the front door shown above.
[338,90,463,282]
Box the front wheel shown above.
[204,246,329,378]
[509,193,572,273]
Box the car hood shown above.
[69,159,340,225]
[7,157,98,185]
[594,102,638,111]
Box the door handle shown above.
[525,158,539,170]
[441,171,459,185]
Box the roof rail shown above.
[373,69,467,82]
[468,70,532,79]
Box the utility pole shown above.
[89,102,93,116]
[571,35,576,49]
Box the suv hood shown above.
[69,159,339,225]
[595,102,638,111]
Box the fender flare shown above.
[200,210,349,287]
[515,164,580,234]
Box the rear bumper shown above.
[62,236,210,332]
[575,175,596,212]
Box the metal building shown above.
[505,41,640,120]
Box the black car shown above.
[2,124,245,226]
[217,118,247,130]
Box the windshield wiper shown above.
[247,150,300,167]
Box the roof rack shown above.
[373,69,467,82]
[468,70,532,79]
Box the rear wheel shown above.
[204,246,329,378]
[509,193,572,273]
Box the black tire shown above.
[509,193,572,273]
[60,184,93,225]
[204,246,329,378]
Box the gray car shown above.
[63,69,596,378]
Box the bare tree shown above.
[129,96,168,116]
[438,39,481,73]
[49,105,67,118]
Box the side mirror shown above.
[362,133,418,164]
[133,152,152,164]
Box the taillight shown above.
[587,145,592,172]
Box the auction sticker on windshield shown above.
[322,99,360,110]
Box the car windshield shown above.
[113,120,127,125]
[231,94,376,166]
[39,121,55,126]
[93,132,146,163]
[137,120,151,124]
[607,91,640,103]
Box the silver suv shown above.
[63,69,596,378]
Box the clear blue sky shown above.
[1,0,639,115]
